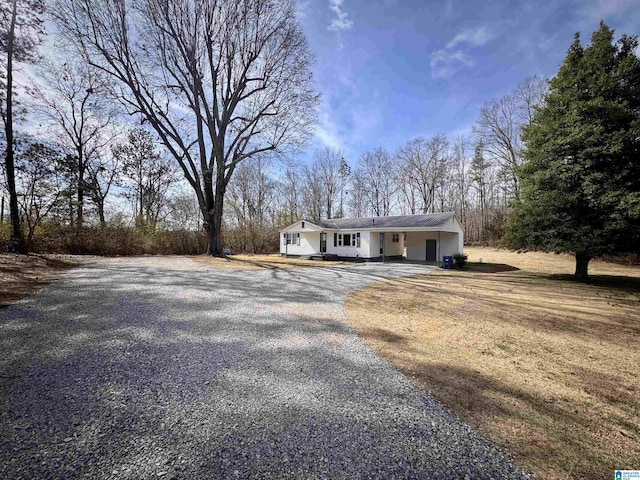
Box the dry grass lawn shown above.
[192,253,349,270]
[346,247,640,480]
[0,254,84,307]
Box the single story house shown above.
[280,212,463,262]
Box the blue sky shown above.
[296,0,640,163]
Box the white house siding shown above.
[405,231,461,261]
[327,230,372,258]
[369,232,380,257]
[280,231,320,256]
[382,232,404,256]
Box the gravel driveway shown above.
[0,257,527,479]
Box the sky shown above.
[295,0,640,163]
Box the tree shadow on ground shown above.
[370,348,639,480]
[547,273,640,293]
[0,259,525,479]
[464,262,520,273]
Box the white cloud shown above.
[446,25,496,49]
[314,106,344,150]
[328,0,353,32]
[430,49,475,79]
[583,0,640,19]
[430,25,495,79]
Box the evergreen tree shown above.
[507,22,640,281]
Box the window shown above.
[392,233,400,243]
[284,233,300,245]
[301,221,305,228]
[335,233,359,247]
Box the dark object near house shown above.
[442,255,453,269]
[453,253,468,269]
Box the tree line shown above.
[2,0,639,280]
[1,0,545,254]
[2,0,318,255]
[223,76,548,249]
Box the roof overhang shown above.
[337,227,459,233]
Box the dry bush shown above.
[0,223,208,256]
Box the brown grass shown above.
[346,247,640,480]
[191,254,350,270]
[0,254,85,307]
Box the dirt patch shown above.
[346,247,640,480]
[0,254,88,307]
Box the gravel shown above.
[0,257,529,479]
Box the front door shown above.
[320,233,327,253]
[380,232,385,255]
[426,239,437,262]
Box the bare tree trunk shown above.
[208,192,225,256]
[575,253,590,283]
[4,0,26,253]
[98,201,105,226]
[206,167,226,256]
[77,150,84,227]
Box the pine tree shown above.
[507,22,640,281]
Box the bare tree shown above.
[514,75,547,124]
[166,191,201,230]
[450,136,470,222]
[1,0,45,252]
[112,128,177,227]
[30,59,117,226]
[13,140,64,248]
[396,135,449,214]
[473,76,547,202]
[356,148,395,216]
[348,169,368,218]
[226,157,276,253]
[84,148,119,225]
[394,159,418,215]
[301,164,323,222]
[474,96,521,200]
[53,0,318,256]
[313,146,343,219]
[469,140,491,241]
[277,167,302,225]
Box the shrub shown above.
[24,223,208,256]
[453,253,468,269]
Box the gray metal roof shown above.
[314,212,456,230]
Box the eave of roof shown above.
[316,212,456,230]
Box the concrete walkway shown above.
[0,258,526,479]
